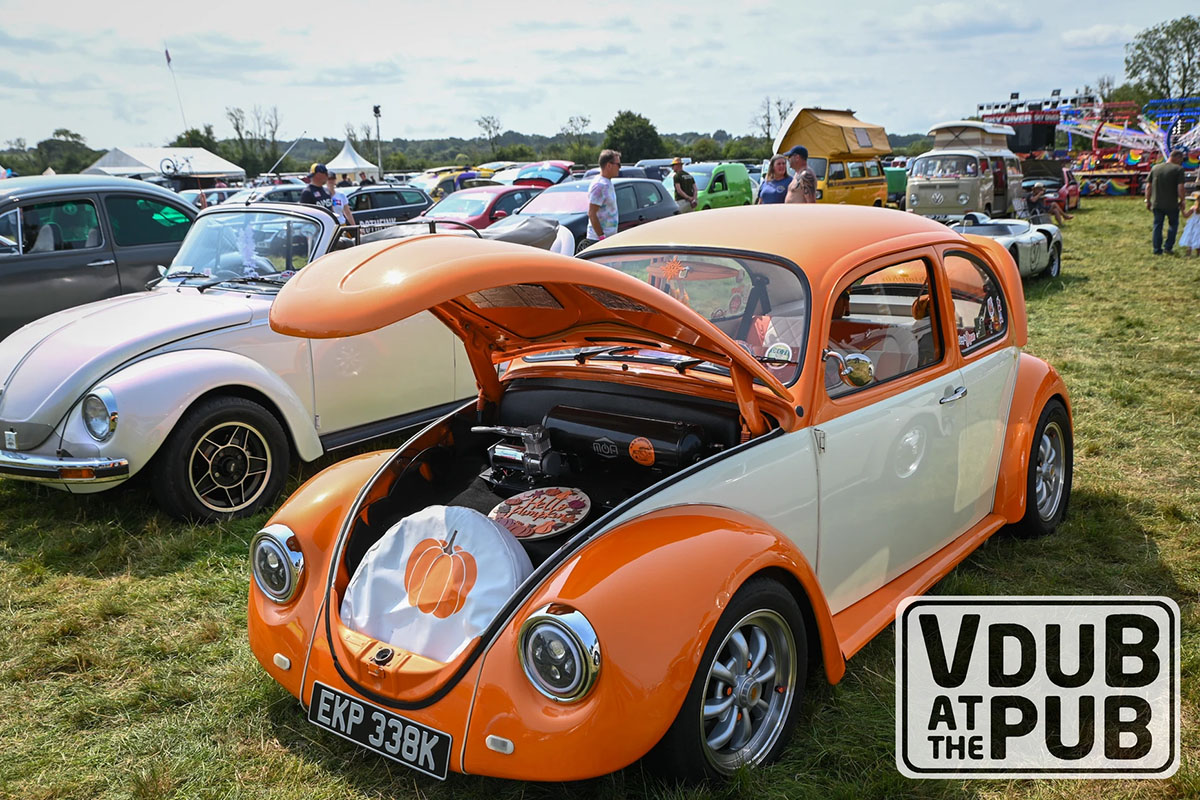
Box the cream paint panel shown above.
[608,431,821,568]
[954,345,1019,522]
[816,370,966,613]
[309,311,457,434]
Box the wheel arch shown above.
[994,354,1072,524]
[463,504,845,781]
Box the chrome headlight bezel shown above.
[957,192,971,205]
[251,524,304,603]
[81,388,118,442]
[909,193,919,207]
[518,604,601,703]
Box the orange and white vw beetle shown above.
[247,206,1072,781]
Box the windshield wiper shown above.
[574,345,638,364]
[148,270,210,290]
[194,274,288,292]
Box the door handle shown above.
[939,385,968,404]
[86,259,116,268]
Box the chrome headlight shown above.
[909,193,919,207]
[519,604,600,702]
[251,524,304,603]
[82,389,117,441]
[957,192,970,205]
[815,189,823,200]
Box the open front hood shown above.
[0,291,254,449]
[271,236,791,410]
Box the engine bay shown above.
[342,379,746,575]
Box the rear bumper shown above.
[0,449,130,483]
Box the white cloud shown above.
[1061,24,1138,49]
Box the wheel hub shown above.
[736,675,763,707]
[211,446,249,488]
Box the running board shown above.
[831,514,1007,660]
[318,399,469,452]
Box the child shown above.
[1181,192,1200,256]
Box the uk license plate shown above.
[308,681,451,779]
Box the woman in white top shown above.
[329,186,356,226]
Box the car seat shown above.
[30,223,63,253]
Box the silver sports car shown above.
[950,212,1062,279]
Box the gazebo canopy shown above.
[325,139,380,178]
[84,147,245,180]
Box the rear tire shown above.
[150,396,290,522]
[1044,243,1062,278]
[1010,399,1072,538]
[649,577,806,782]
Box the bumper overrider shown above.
[0,449,129,483]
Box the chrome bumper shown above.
[0,449,130,483]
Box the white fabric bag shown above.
[340,505,533,663]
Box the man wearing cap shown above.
[784,145,817,204]
[1146,149,1187,255]
[300,164,334,212]
[671,157,696,213]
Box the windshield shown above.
[532,250,810,385]
[409,174,441,194]
[427,193,489,218]
[520,185,589,215]
[952,223,1028,236]
[516,163,569,184]
[168,211,322,285]
[662,169,712,194]
[911,155,979,179]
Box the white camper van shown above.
[907,121,1022,217]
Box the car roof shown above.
[587,205,962,280]
[542,177,664,192]
[0,174,186,204]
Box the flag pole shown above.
[165,47,188,131]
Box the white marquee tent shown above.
[84,147,245,181]
[325,139,380,179]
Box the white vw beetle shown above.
[0,203,479,520]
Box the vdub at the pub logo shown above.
[896,597,1179,779]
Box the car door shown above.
[632,181,673,225]
[615,184,638,231]
[399,189,432,219]
[101,193,193,293]
[708,168,732,208]
[940,248,1019,525]
[812,251,969,613]
[826,161,847,204]
[0,195,119,339]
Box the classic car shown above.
[662,162,754,210]
[248,205,1073,782]
[512,160,574,188]
[1020,169,1081,211]
[949,212,1063,279]
[0,202,481,520]
[0,175,197,340]
[180,187,241,207]
[502,177,677,245]
[416,185,542,230]
[224,184,307,205]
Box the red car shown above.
[1020,167,1080,211]
[416,185,543,230]
[513,160,574,188]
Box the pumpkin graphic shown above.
[403,529,478,618]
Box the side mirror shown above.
[823,349,875,387]
[492,209,508,220]
[157,264,167,276]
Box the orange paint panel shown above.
[462,505,843,780]
[993,354,1071,523]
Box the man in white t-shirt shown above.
[329,185,356,226]
[580,149,620,252]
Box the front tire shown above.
[1044,243,1062,278]
[1010,400,1072,538]
[150,396,290,521]
[650,577,806,781]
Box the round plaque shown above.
[488,487,591,540]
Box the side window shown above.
[866,160,881,178]
[943,250,1008,354]
[0,209,20,256]
[848,161,866,179]
[826,258,942,398]
[373,191,402,208]
[711,172,728,193]
[351,193,372,211]
[20,198,103,253]
[104,196,191,247]
[634,182,662,209]
[400,190,425,205]
[616,185,636,216]
[828,162,846,181]
[492,192,522,216]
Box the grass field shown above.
[0,197,1196,799]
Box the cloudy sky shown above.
[1,0,1192,149]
